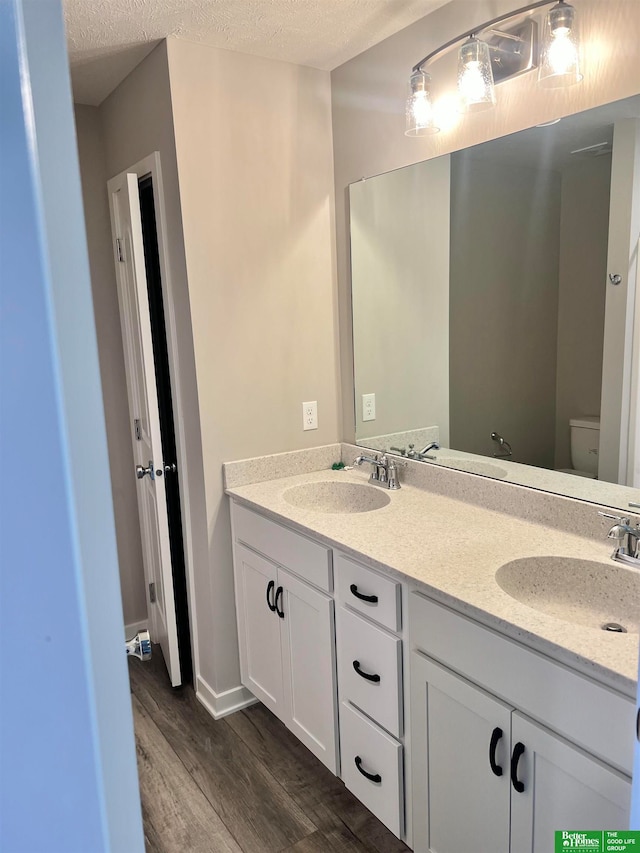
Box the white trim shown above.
[124,619,149,641]
[111,152,201,688]
[195,676,257,720]
[627,236,640,488]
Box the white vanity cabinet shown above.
[231,504,409,840]
[335,552,406,839]
[231,503,338,773]
[410,594,633,853]
[229,493,635,853]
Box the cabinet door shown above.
[234,544,284,718]
[411,652,512,853]
[510,713,631,853]
[279,567,338,773]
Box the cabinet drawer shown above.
[232,502,332,592]
[335,552,401,632]
[337,606,402,737]
[409,593,635,775]
[340,701,403,839]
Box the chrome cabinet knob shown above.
[135,461,155,480]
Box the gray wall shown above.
[350,156,450,443]
[76,37,339,700]
[165,38,339,696]
[73,105,147,630]
[75,41,209,669]
[554,156,611,469]
[449,157,561,468]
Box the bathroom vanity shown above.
[224,450,638,852]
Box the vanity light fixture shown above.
[538,0,583,87]
[405,0,582,136]
[457,36,496,112]
[405,70,439,135]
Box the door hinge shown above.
[149,582,156,603]
[116,238,124,263]
[134,418,142,441]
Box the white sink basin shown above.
[283,481,390,514]
[495,556,640,632]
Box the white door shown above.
[510,712,631,853]
[599,118,640,484]
[279,567,338,773]
[108,171,181,686]
[234,544,284,715]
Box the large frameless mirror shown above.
[350,94,640,511]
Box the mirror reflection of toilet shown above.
[557,416,600,478]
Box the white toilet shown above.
[557,416,600,478]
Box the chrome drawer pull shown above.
[352,660,381,683]
[355,755,381,783]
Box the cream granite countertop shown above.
[226,467,639,699]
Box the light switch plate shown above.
[303,401,318,430]
[362,393,376,422]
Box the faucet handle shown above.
[386,458,404,490]
[599,512,640,563]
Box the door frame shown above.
[627,236,640,488]
[113,151,200,681]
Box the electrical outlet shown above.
[362,393,376,422]
[302,401,318,431]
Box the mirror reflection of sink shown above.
[496,556,640,632]
[283,481,391,514]
[435,458,509,479]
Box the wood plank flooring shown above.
[129,650,409,853]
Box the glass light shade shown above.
[538,1,583,88]
[457,37,496,112]
[405,70,440,136]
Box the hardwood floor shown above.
[129,650,410,853]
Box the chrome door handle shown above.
[135,461,155,480]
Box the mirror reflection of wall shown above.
[449,139,610,472]
[351,94,640,499]
[350,156,450,451]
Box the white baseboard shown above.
[195,675,257,720]
[124,619,148,640]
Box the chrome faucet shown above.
[403,441,440,461]
[598,512,640,566]
[354,453,378,469]
[491,431,512,459]
[419,441,440,455]
[354,452,403,489]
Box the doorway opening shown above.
[138,174,192,685]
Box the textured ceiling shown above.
[65,0,449,105]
